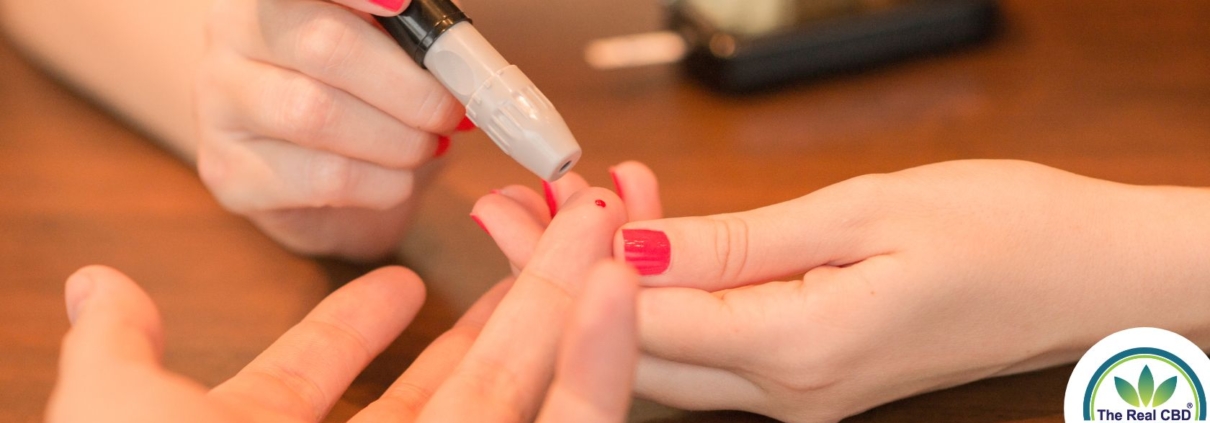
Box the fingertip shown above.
[64,266,100,324]
[364,0,409,16]
[550,172,589,196]
[495,185,551,225]
[558,187,629,229]
[612,160,656,181]
[611,161,662,221]
[361,265,427,309]
[64,265,136,324]
[613,222,672,281]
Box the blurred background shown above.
[1,0,1208,422]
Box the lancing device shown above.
[375,0,581,181]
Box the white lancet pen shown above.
[376,0,582,181]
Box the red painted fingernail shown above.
[490,189,502,195]
[543,181,558,216]
[610,167,625,200]
[595,199,607,208]
[370,0,405,11]
[622,229,670,276]
[470,215,490,236]
[457,116,477,132]
[434,136,451,158]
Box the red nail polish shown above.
[543,181,558,216]
[595,199,606,208]
[471,215,490,236]
[370,0,404,11]
[457,116,477,132]
[490,189,502,195]
[610,168,625,200]
[622,229,670,276]
[434,136,451,158]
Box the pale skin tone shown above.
[479,160,1210,423]
[9,1,1210,421]
[1,0,457,260]
[48,191,641,423]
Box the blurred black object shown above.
[669,0,1000,92]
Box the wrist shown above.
[1049,183,1210,361]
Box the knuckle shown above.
[294,11,359,73]
[828,172,893,225]
[305,153,356,207]
[366,171,414,211]
[707,214,752,284]
[194,144,250,214]
[415,85,462,132]
[388,133,434,169]
[278,77,337,144]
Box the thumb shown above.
[614,189,882,291]
[60,266,164,374]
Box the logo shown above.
[1065,328,1210,421]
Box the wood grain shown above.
[1,0,1206,422]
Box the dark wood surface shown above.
[3,0,1208,421]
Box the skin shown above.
[47,191,640,423]
[0,0,458,260]
[478,159,1210,423]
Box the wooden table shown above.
[2,0,1207,421]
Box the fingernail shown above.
[543,181,558,216]
[622,229,671,276]
[595,199,607,208]
[457,116,477,132]
[470,214,490,236]
[434,136,451,158]
[610,167,625,200]
[65,272,97,325]
[370,0,405,11]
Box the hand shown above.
[194,0,469,260]
[613,160,1210,422]
[48,189,640,423]
[471,161,663,276]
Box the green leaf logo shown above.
[1116,365,1180,408]
[1117,376,1141,407]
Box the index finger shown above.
[416,188,629,423]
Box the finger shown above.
[635,286,757,368]
[333,0,412,15]
[351,278,514,423]
[536,262,639,423]
[472,193,546,270]
[611,161,663,221]
[59,266,164,374]
[613,184,884,290]
[210,267,425,423]
[199,137,415,213]
[208,53,438,168]
[542,172,590,217]
[634,355,762,412]
[258,0,463,134]
[50,267,225,423]
[496,185,552,227]
[417,188,628,423]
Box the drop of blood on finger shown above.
[595,199,607,208]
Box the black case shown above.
[669,0,1000,92]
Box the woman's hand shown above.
[194,0,469,260]
[476,160,1210,422]
[48,190,640,423]
[619,160,1210,422]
